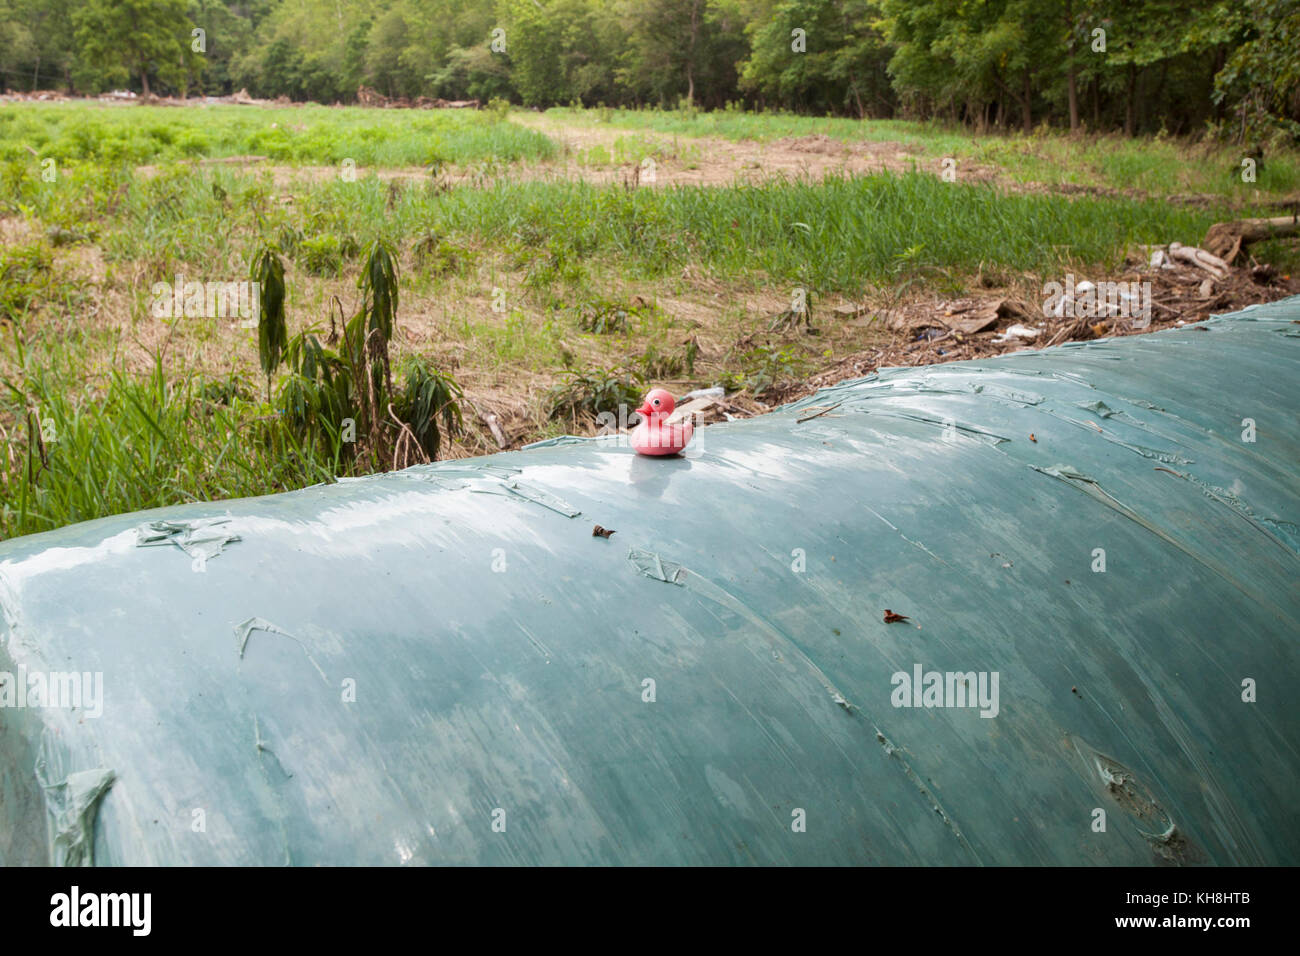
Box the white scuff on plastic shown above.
[234,616,294,659]
[135,517,240,571]
[35,761,116,867]
[0,569,21,645]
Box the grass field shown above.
[0,102,556,166]
[2,101,1297,539]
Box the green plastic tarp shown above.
[1,298,1297,865]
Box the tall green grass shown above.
[0,354,348,539]
[10,159,1231,291]
[549,104,979,148]
[155,171,1226,292]
[13,165,1232,289]
[423,174,1230,288]
[0,103,557,167]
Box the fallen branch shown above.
[482,412,508,448]
[1203,216,1300,264]
[796,401,843,424]
[1167,242,1230,280]
[388,403,431,470]
[462,398,510,449]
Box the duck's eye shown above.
[652,399,660,406]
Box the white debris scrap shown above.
[681,387,725,401]
[1146,242,1230,280]
[992,324,1043,343]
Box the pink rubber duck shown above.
[631,388,694,456]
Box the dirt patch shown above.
[18,98,1291,205]
[137,146,938,192]
[513,113,944,186]
[133,116,943,189]
[129,115,1276,206]
[0,217,36,244]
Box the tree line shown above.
[1,0,1296,141]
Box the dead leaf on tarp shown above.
[592,525,616,538]
[883,609,910,623]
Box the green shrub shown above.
[0,241,55,323]
[548,366,645,424]
[298,234,346,276]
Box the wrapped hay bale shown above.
[1,299,1297,865]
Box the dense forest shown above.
[0,0,1297,141]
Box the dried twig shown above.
[388,403,430,471]
[796,401,843,424]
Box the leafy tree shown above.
[881,0,1045,128]
[621,0,747,108]
[739,0,893,116]
[1211,0,1300,142]
[2,0,1289,133]
[365,6,413,98]
[341,18,373,96]
[499,0,626,107]
[3,0,81,91]
[72,0,197,96]
[231,0,365,102]
[258,37,304,98]
[0,1,38,88]
[429,43,514,101]
[186,0,259,95]
[1093,0,1193,135]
